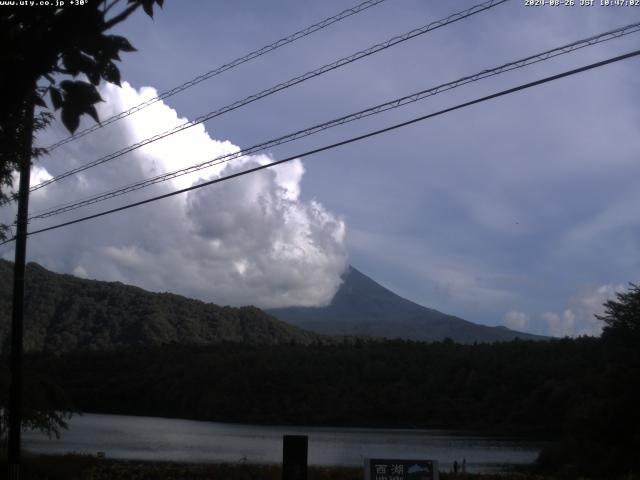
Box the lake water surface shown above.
[24,413,543,473]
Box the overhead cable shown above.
[30,0,509,192]
[29,21,640,220]
[5,48,636,243]
[44,0,391,152]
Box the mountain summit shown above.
[268,266,544,343]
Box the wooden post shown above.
[7,96,34,480]
[282,435,308,480]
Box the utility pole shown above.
[7,96,34,480]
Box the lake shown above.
[23,413,543,473]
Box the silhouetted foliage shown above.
[0,0,164,238]
[597,283,640,343]
[0,362,72,441]
[0,0,164,442]
[0,339,597,434]
[537,283,640,478]
[5,333,632,478]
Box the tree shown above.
[0,1,164,473]
[0,0,164,239]
[0,362,73,443]
[538,283,640,477]
[597,283,640,342]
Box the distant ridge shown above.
[268,265,545,343]
[0,259,322,352]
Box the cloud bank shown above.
[504,283,625,337]
[1,82,347,308]
[541,283,625,337]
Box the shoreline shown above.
[27,409,554,444]
[12,454,549,480]
[69,410,555,438]
[22,412,542,472]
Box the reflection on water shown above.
[24,413,543,473]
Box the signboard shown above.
[364,458,439,480]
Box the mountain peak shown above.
[269,265,545,343]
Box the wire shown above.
[28,21,640,220]
[29,0,509,193]
[44,0,390,152]
[5,48,635,243]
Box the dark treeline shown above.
[19,338,599,433]
[13,330,640,477]
[2,282,639,477]
[1,333,638,476]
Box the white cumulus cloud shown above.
[541,284,625,337]
[1,82,347,308]
[503,311,529,331]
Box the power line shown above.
[7,48,636,243]
[30,0,509,193]
[44,0,390,152]
[28,21,640,221]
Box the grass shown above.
[0,455,638,480]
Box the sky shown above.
[2,0,640,337]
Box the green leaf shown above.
[60,80,103,106]
[62,51,99,82]
[50,88,63,110]
[101,62,121,86]
[87,69,101,86]
[57,81,105,132]
[33,95,47,108]
[142,0,154,17]
[85,105,100,124]
[62,53,81,76]
[78,35,102,58]
[96,36,124,62]
[61,106,80,134]
[109,35,137,53]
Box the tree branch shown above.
[103,0,123,16]
[103,2,140,31]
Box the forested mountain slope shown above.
[269,266,545,343]
[0,260,321,352]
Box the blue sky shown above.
[2,0,639,336]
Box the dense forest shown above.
[0,260,542,348]
[14,338,599,432]
[3,327,638,477]
[0,260,322,351]
[1,259,638,476]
